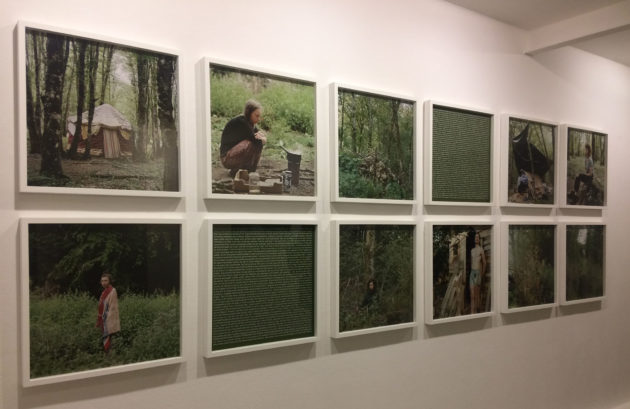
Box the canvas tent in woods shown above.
[511,124,550,177]
[67,104,132,159]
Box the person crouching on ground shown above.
[219,99,267,178]
[96,273,120,353]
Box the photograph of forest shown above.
[432,225,492,320]
[508,225,555,309]
[566,128,606,206]
[508,118,555,205]
[209,64,316,196]
[566,225,605,301]
[24,27,179,192]
[337,88,414,200]
[338,225,414,333]
[27,223,180,379]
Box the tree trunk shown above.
[135,53,150,162]
[99,45,114,105]
[26,33,43,154]
[57,40,70,156]
[339,92,345,151]
[151,59,161,158]
[82,43,99,160]
[61,50,75,156]
[68,40,86,159]
[366,98,373,150]
[350,94,357,154]
[363,227,375,279]
[390,100,403,177]
[157,55,179,191]
[39,33,66,178]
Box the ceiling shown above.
[444,0,630,66]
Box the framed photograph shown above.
[560,125,607,208]
[201,58,317,200]
[426,223,494,324]
[331,83,416,204]
[17,22,182,196]
[500,115,557,207]
[424,101,493,206]
[206,220,317,356]
[20,218,183,386]
[560,223,606,305]
[501,223,557,313]
[332,221,416,337]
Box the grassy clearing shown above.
[30,292,179,378]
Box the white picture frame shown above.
[331,219,417,338]
[558,124,608,209]
[17,21,184,197]
[559,222,606,305]
[330,82,417,205]
[205,218,319,357]
[500,114,558,208]
[200,57,318,201]
[423,100,495,207]
[20,217,185,387]
[424,221,496,325]
[500,222,558,313]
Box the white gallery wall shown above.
[2,0,630,408]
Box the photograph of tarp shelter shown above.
[67,104,132,159]
[511,124,550,178]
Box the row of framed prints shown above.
[20,218,605,386]
[17,22,607,208]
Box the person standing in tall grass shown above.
[96,273,120,353]
[219,99,267,177]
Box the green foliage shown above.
[259,81,314,135]
[566,226,604,301]
[337,90,414,200]
[209,73,251,118]
[29,224,180,296]
[338,225,414,332]
[508,226,555,308]
[339,152,384,198]
[210,68,315,136]
[30,292,179,378]
[338,152,411,200]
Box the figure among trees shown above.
[566,129,606,206]
[432,226,492,320]
[338,225,414,332]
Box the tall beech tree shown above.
[99,44,114,105]
[157,55,179,191]
[82,43,99,159]
[26,33,43,154]
[135,53,150,162]
[39,33,66,178]
[68,40,86,159]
